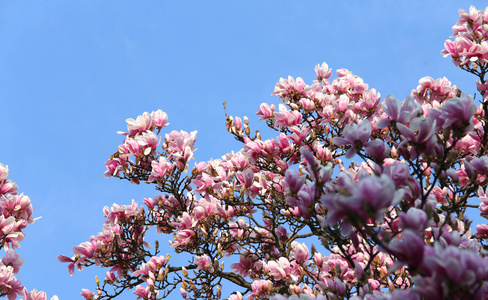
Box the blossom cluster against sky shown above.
[1,1,487,299]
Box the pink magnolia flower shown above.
[133,285,150,300]
[250,279,273,299]
[133,255,166,278]
[412,76,458,104]
[438,92,477,134]
[103,200,139,225]
[24,288,59,300]
[415,244,488,299]
[381,162,410,187]
[148,157,173,183]
[1,193,34,224]
[291,242,309,264]
[230,251,258,278]
[267,257,292,280]
[364,139,390,163]
[171,229,195,249]
[1,249,24,274]
[0,180,18,196]
[377,95,422,128]
[151,109,169,128]
[0,265,23,300]
[358,89,381,113]
[478,186,488,214]
[103,159,122,178]
[256,103,276,120]
[57,255,76,276]
[194,254,214,273]
[388,229,425,270]
[0,164,9,183]
[180,287,187,298]
[475,224,488,239]
[470,156,488,175]
[396,116,437,145]
[314,62,332,81]
[322,173,403,231]
[274,104,303,129]
[228,292,244,300]
[284,169,305,194]
[398,208,428,232]
[134,131,160,155]
[332,119,372,158]
[126,112,153,136]
[272,76,311,103]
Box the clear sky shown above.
[1,1,487,299]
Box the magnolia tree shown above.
[58,5,488,300]
[0,164,57,300]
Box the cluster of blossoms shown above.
[0,164,56,300]
[59,5,488,300]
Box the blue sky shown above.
[1,1,487,299]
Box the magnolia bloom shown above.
[151,109,169,128]
[315,62,332,81]
[132,255,166,278]
[126,112,153,135]
[332,119,372,158]
[478,186,488,214]
[267,257,292,280]
[250,279,273,299]
[0,164,9,182]
[291,242,309,264]
[398,208,428,232]
[256,103,276,120]
[415,244,488,299]
[274,104,302,128]
[322,173,403,230]
[438,92,477,134]
[470,156,488,176]
[1,249,24,274]
[24,289,59,300]
[194,254,214,273]
[378,95,422,128]
[388,229,425,270]
[0,265,23,300]
[228,292,244,300]
[133,285,151,300]
[272,76,311,102]
[1,193,34,224]
[148,157,173,183]
[475,224,488,239]
[364,139,391,162]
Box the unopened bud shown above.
[182,267,188,277]
[158,268,164,281]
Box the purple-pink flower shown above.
[332,119,372,158]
